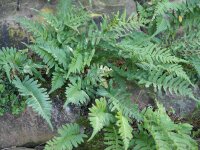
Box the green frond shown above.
[152,0,180,20]
[137,62,192,84]
[45,123,87,150]
[64,8,90,32]
[106,12,145,38]
[137,69,194,98]
[133,129,156,150]
[98,88,142,121]
[67,51,83,78]
[153,16,170,36]
[49,68,66,93]
[83,49,96,67]
[84,64,111,88]
[13,76,52,129]
[31,44,69,69]
[19,17,47,40]
[64,80,89,107]
[0,47,27,82]
[142,103,198,150]
[116,111,133,150]
[29,45,58,69]
[40,12,61,32]
[188,56,200,78]
[118,43,187,64]
[88,98,114,141]
[56,0,72,16]
[104,126,123,150]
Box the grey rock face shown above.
[3,148,35,150]
[0,102,79,149]
[76,0,136,15]
[157,92,197,118]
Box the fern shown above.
[117,42,187,64]
[105,11,145,38]
[56,0,72,17]
[141,103,198,150]
[98,88,142,121]
[104,126,123,150]
[13,76,52,129]
[0,47,27,81]
[45,123,87,150]
[88,98,114,141]
[64,80,89,107]
[29,44,69,69]
[16,0,200,149]
[67,51,84,78]
[137,69,194,97]
[19,17,47,40]
[137,62,192,84]
[49,68,66,93]
[132,129,156,150]
[152,0,180,21]
[116,111,133,150]
[188,56,200,78]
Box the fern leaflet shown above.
[13,76,52,129]
[45,123,87,150]
[104,126,124,150]
[88,98,114,141]
[116,111,133,150]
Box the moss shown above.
[8,27,26,38]
[0,23,30,49]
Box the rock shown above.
[0,101,80,149]
[0,22,30,49]
[76,0,136,15]
[130,84,155,110]
[125,0,137,16]
[157,89,198,119]
[3,148,35,150]
[0,0,48,22]
[130,83,199,126]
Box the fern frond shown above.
[64,80,89,107]
[152,0,180,20]
[56,0,72,17]
[67,51,83,78]
[31,44,69,69]
[106,12,145,38]
[104,126,123,150]
[40,12,61,32]
[118,43,187,64]
[98,88,142,121]
[0,47,27,82]
[83,49,96,67]
[19,17,47,40]
[49,68,66,93]
[137,69,194,98]
[137,62,192,84]
[88,98,114,141]
[45,123,87,150]
[153,16,170,36]
[132,129,156,150]
[29,45,58,69]
[13,76,52,128]
[64,8,90,32]
[116,111,133,150]
[142,102,198,150]
[188,56,200,78]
